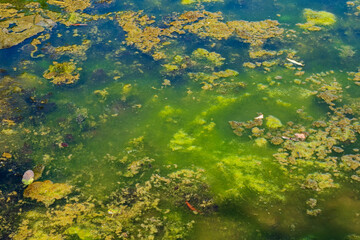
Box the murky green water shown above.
[1,0,360,239]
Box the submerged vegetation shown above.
[1,0,360,239]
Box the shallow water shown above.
[1,0,360,239]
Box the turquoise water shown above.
[1,0,360,239]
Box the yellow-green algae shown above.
[265,115,283,129]
[297,9,336,31]
[0,14,47,49]
[191,48,225,67]
[12,167,213,239]
[216,154,286,201]
[23,180,73,207]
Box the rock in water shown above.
[22,170,34,185]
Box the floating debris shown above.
[286,58,304,66]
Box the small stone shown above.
[22,170,34,185]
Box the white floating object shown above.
[286,58,304,67]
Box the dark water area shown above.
[1,0,360,239]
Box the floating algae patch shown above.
[297,8,336,31]
[43,61,81,85]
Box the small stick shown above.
[185,201,201,213]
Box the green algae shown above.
[216,154,286,202]
[169,129,198,151]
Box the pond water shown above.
[1,0,360,239]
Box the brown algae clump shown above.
[116,10,283,61]
[116,11,173,56]
[53,40,91,61]
[43,61,81,85]
[23,180,73,207]
[227,19,283,46]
